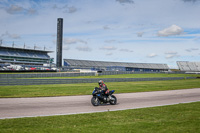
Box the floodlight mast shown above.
[56,18,63,68]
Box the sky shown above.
[0,0,200,68]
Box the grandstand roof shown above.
[177,61,200,72]
[0,46,50,59]
[64,59,169,70]
[0,46,53,53]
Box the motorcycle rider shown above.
[98,80,110,101]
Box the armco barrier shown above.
[185,77,197,79]
[0,77,189,86]
[1,71,198,79]
[0,72,96,78]
[0,71,163,79]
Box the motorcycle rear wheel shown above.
[91,96,100,106]
[109,95,117,105]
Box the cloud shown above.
[147,53,157,58]
[182,0,200,2]
[76,46,92,52]
[6,5,23,14]
[27,8,37,15]
[5,4,37,15]
[106,52,113,56]
[9,34,21,39]
[52,34,56,37]
[193,37,200,42]
[165,51,179,59]
[52,4,58,9]
[52,40,56,45]
[137,32,144,37]
[103,25,111,30]
[101,46,117,50]
[0,0,9,3]
[165,54,178,59]
[157,25,184,37]
[120,49,133,52]
[67,6,77,13]
[185,48,199,52]
[53,4,77,13]
[63,45,70,50]
[116,0,134,4]
[165,51,178,55]
[104,40,117,43]
[1,31,21,39]
[64,38,87,45]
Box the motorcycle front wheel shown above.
[109,95,117,105]
[91,96,100,106]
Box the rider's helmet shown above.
[98,80,104,87]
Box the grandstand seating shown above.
[64,59,169,72]
[0,51,8,55]
[0,46,52,66]
[177,61,200,72]
[18,51,28,57]
[0,49,49,59]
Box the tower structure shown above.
[56,18,63,68]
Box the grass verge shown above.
[0,79,200,98]
[27,73,200,79]
[0,102,199,133]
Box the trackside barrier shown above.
[0,72,96,79]
[0,77,196,86]
[185,77,197,79]
[0,71,170,79]
[1,71,200,79]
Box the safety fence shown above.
[0,71,176,79]
[0,72,95,79]
[0,77,196,86]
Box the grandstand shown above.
[64,59,169,72]
[177,61,200,72]
[0,46,53,68]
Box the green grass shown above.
[0,79,200,98]
[28,73,200,79]
[0,102,199,133]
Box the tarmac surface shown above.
[0,88,200,119]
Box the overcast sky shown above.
[0,0,200,68]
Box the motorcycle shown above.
[91,87,117,106]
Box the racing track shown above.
[0,88,200,119]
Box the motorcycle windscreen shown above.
[109,90,115,95]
